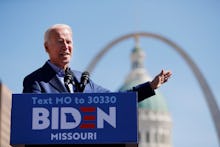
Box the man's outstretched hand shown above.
[150,70,172,90]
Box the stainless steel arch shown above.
[86,32,220,145]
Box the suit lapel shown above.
[41,62,69,93]
[49,76,67,93]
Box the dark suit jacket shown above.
[23,62,155,147]
[23,62,109,93]
[23,62,155,102]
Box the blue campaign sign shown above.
[10,92,138,145]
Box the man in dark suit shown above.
[23,24,171,99]
[22,24,172,147]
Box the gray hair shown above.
[44,24,72,43]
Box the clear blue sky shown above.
[1,0,220,147]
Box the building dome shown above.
[118,41,172,147]
[119,77,169,113]
[118,44,169,113]
[138,93,169,112]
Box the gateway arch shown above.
[85,32,220,145]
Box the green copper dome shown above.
[138,92,169,112]
[119,44,169,112]
[118,79,169,112]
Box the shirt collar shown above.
[47,60,65,77]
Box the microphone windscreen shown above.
[81,71,90,85]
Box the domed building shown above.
[119,42,173,147]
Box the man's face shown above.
[45,27,73,69]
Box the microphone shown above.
[64,68,74,85]
[64,68,74,92]
[79,71,90,92]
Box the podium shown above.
[10,92,138,147]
